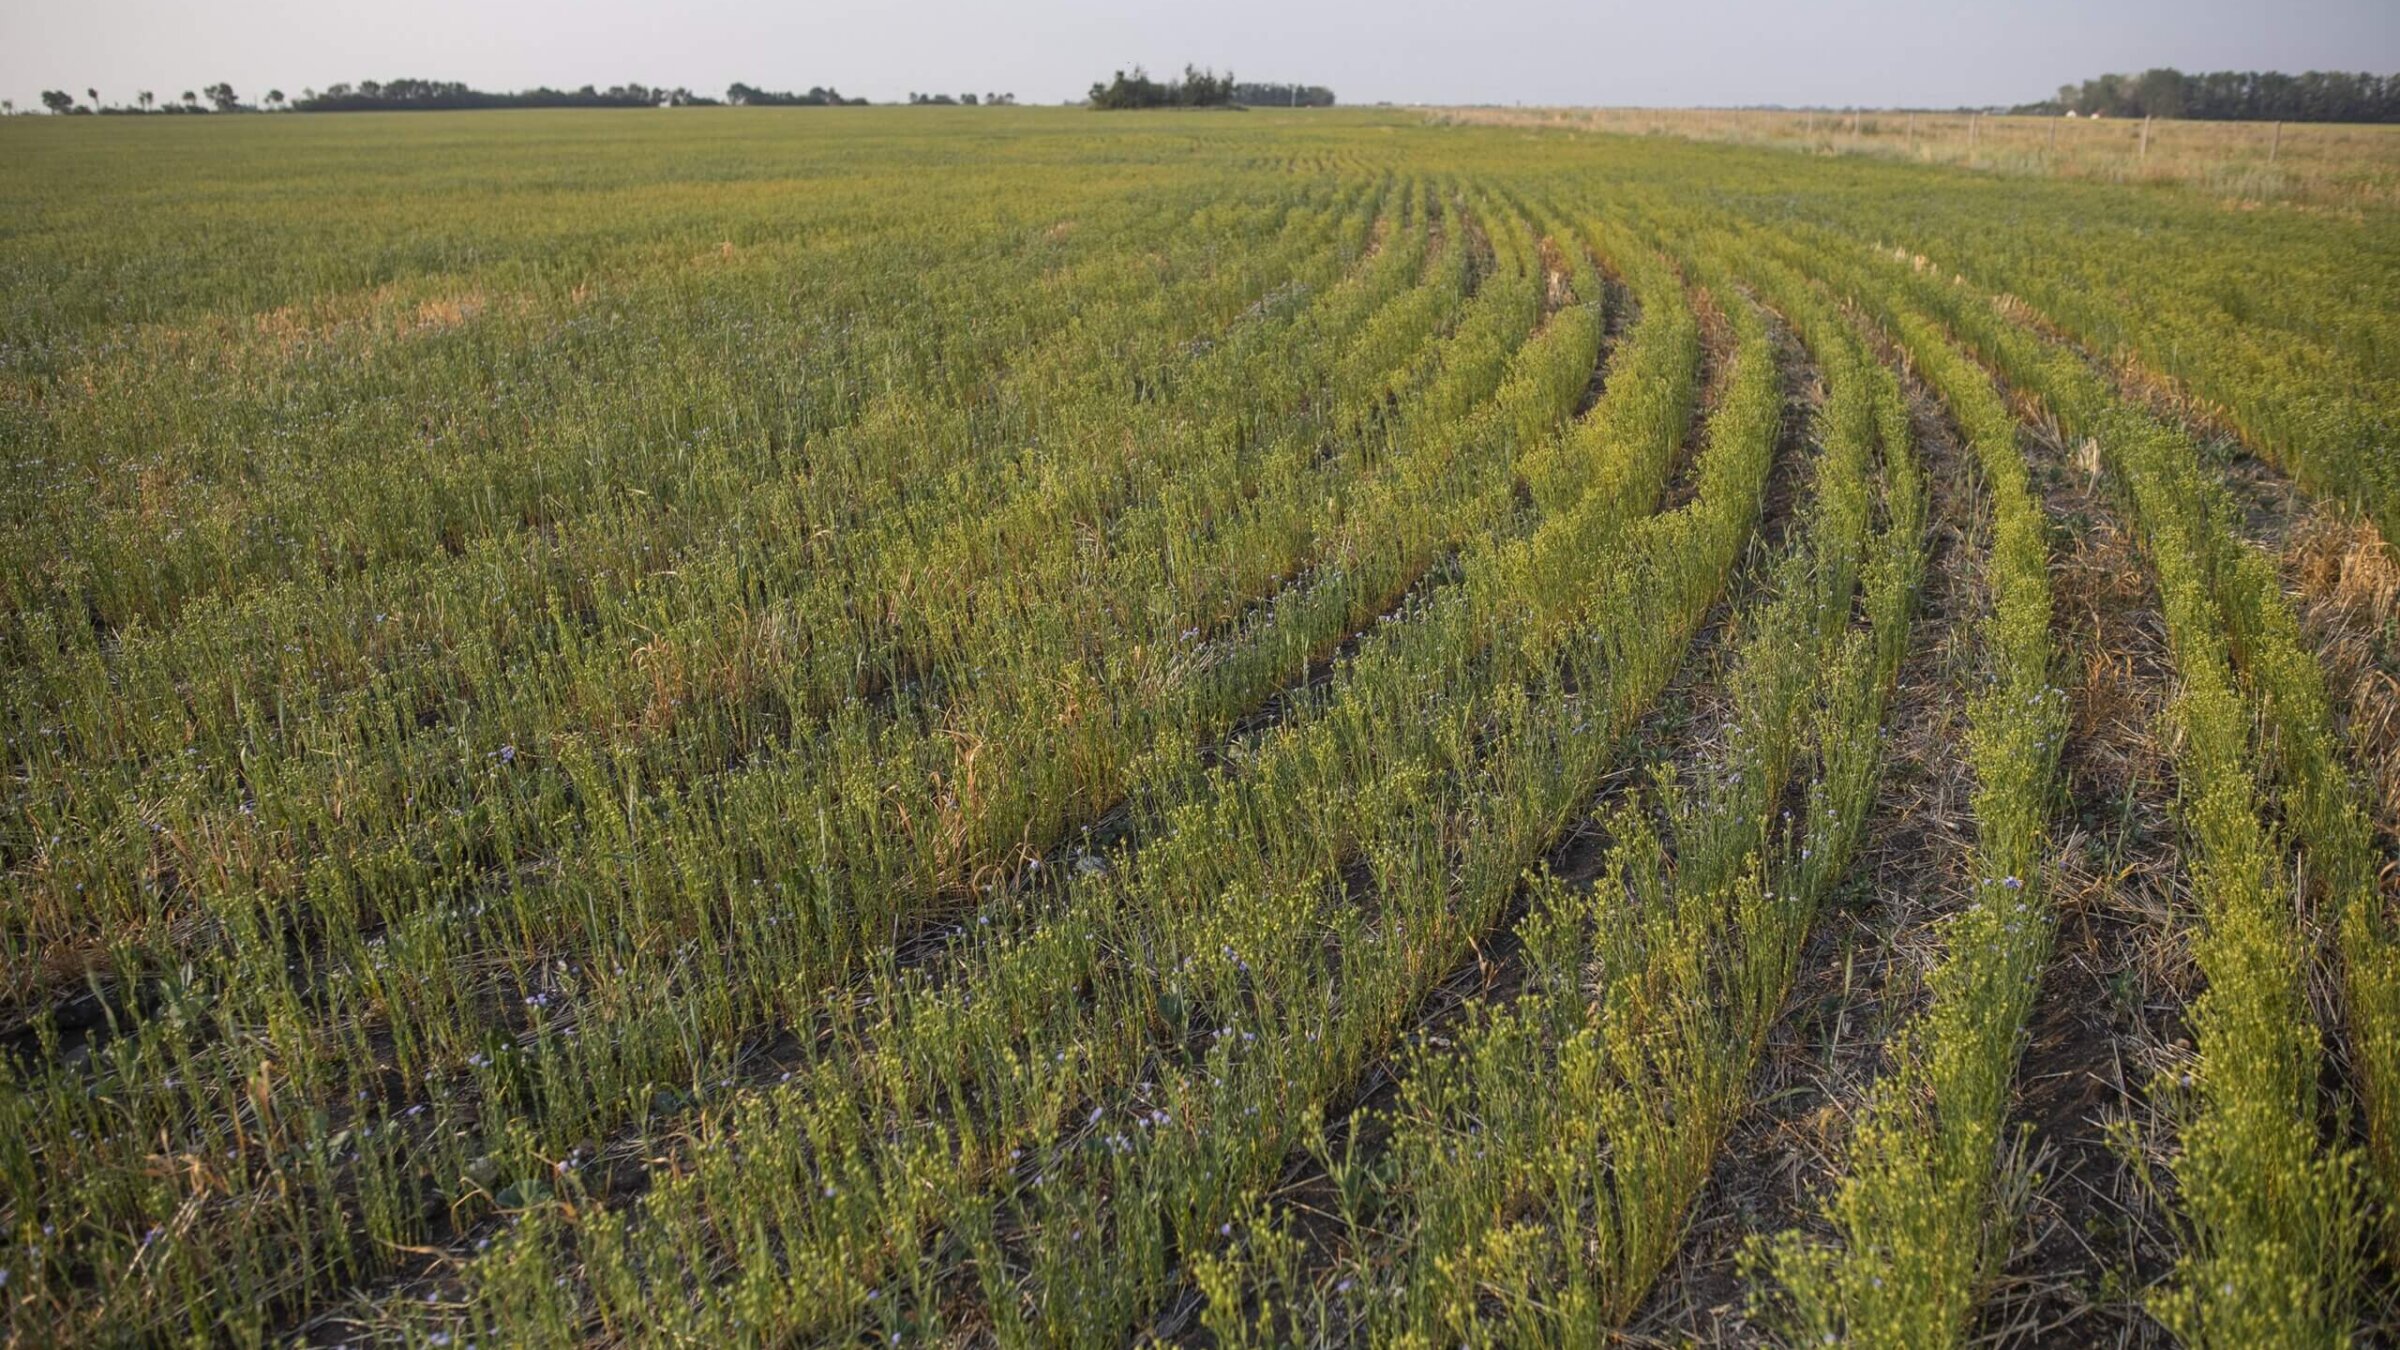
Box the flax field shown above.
[4,106,2399,1347]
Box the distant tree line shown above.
[37,84,268,113]
[294,80,721,111]
[1088,65,1240,110]
[15,79,884,114]
[1232,82,1335,108]
[19,72,1324,117]
[726,82,867,107]
[2023,69,2398,123]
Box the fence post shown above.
[2139,114,2151,160]
[2269,119,2282,165]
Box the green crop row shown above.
[1753,232,2066,1348]
[1185,226,1928,1347]
[2,180,1422,1339]
[2,173,1423,1341]
[1725,139,2400,554]
[1861,242,2378,1346]
[414,195,1731,1348]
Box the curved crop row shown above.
[1861,241,2374,1346]
[1754,234,2065,1348]
[4,176,1428,1343]
[415,193,1736,1348]
[1187,225,1928,1346]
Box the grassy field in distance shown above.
[1428,103,2400,205]
[3,105,2398,1346]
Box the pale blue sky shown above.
[2,0,2394,113]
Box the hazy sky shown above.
[4,0,2395,113]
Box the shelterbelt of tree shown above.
[3,106,2397,1347]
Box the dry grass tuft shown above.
[2286,512,2400,879]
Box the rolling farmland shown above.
[4,106,2399,1346]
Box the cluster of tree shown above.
[36,84,265,113]
[1087,65,1239,110]
[1231,82,1335,108]
[17,78,893,115]
[726,83,865,106]
[2021,69,2399,123]
[21,73,1332,118]
[291,80,717,111]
